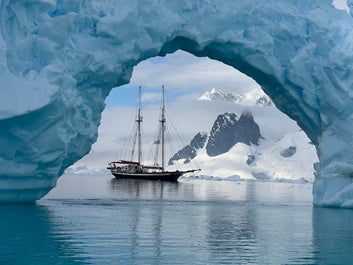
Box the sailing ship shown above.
[107,86,200,182]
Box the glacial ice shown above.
[1,0,353,206]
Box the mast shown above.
[161,85,166,171]
[137,86,143,164]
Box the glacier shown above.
[1,0,353,206]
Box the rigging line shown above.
[130,101,141,161]
[165,128,181,170]
[114,106,137,161]
[123,87,143,162]
[140,112,159,166]
[163,94,190,151]
[131,125,138,161]
[152,86,166,167]
[163,93,185,139]
[141,128,152,165]
[165,110,193,167]
[153,124,162,167]
[163,111,184,171]
[139,126,152,164]
[145,129,158,166]
[165,111,186,149]
[151,106,162,167]
[141,103,163,165]
[122,125,135,160]
[137,85,143,164]
[165,110,201,171]
[163,92,201,171]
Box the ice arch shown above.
[1,0,353,206]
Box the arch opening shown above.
[73,50,317,182]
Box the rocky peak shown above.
[206,111,262,157]
[168,132,208,165]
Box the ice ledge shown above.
[0,71,58,119]
[313,176,353,208]
[0,177,56,203]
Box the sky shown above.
[105,50,259,108]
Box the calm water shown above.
[1,174,353,264]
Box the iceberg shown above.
[0,0,353,206]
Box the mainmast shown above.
[160,85,166,171]
[137,85,143,164]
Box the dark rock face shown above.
[206,111,262,157]
[256,95,272,106]
[246,154,256,165]
[169,111,262,164]
[168,132,207,165]
[190,132,208,150]
[280,146,296,157]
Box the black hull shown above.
[111,171,184,182]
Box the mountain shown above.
[206,111,261,157]
[169,110,262,162]
[199,88,245,103]
[168,132,208,165]
[199,88,272,107]
[166,88,318,182]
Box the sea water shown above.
[1,174,353,264]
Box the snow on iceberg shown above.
[1,0,353,206]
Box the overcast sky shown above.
[105,50,259,107]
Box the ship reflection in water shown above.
[109,178,186,200]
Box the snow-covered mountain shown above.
[169,111,262,165]
[166,88,318,182]
[206,111,261,157]
[199,88,272,107]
